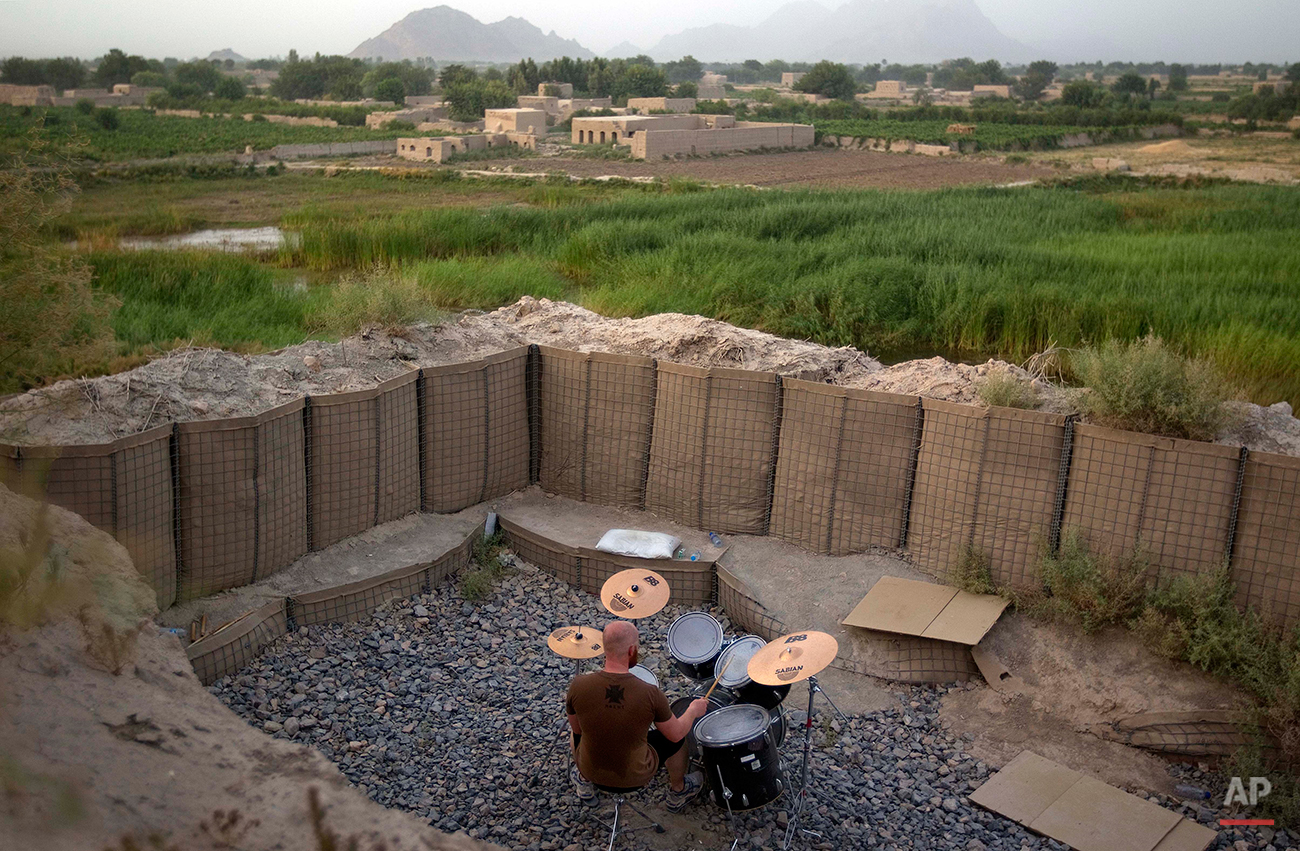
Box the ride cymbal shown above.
[599,568,670,618]
[547,625,605,659]
[746,630,838,685]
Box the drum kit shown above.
[542,568,845,850]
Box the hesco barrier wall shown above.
[3,344,1298,631]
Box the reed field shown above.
[60,179,1300,407]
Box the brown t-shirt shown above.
[565,670,673,789]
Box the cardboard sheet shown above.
[970,751,1214,851]
[840,576,1007,645]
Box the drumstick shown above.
[703,656,733,700]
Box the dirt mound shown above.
[2,297,1297,459]
[0,482,494,851]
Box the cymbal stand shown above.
[530,656,585,788]
[781,675,846,850]
[713,764,742,851]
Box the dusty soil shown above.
[0,483,493,851]
[1012,133,1300,184]
[385,147,1058,190]
[6,297,1297,457]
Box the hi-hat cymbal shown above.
[600,568,671,619]
[746,631,838,685]
[547,625,605,659]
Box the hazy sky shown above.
[0,0,1294,63]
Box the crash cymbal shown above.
[746,630,838,685]
[547,625,605,659]
[600,568,670,619]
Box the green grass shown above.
[276,182,1300,406]
[0,105,419,161]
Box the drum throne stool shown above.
[589,781,665,850]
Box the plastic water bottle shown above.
[708,531,723,547]
[1174,784,1210,800]
[689,550,701,562]
[674,545,685,559]
[159,627,188,640]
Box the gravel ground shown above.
[209,556,1297,851]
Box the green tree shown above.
[361,61,434,97]
[1060,79,1106,107]
[1014,59,1057,101]
[1287,63,1300,85]
[1,57,45,85]
[439,64,477,88]
[664,55,702,84]
[130,70,167,88]
[1111,71,1148,96]
[509,58,540,94]
[480,79,516,109]
[45,58,86,91]
[174,60,222,93]
[1168,63,1188,91]
[94,108,119,130]
[373,76,405,105]
[674,81,698,98]
[1146,77,1161,99]
[93,48,150,87]
[795,60,857,100]
[214,76,246,100]
[614,64,668,99]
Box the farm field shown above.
[44,172,1300,408]
[0,105,419,160]
[816,118,1161,149]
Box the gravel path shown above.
[209,556,1297,851]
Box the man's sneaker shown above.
[569,764,597,805]
[665,771,704,813]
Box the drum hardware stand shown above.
[715,765,742,851]
[781,675,846,850]
[530,657,585,789]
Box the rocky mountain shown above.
[206,48,249,63]
[603,41,646,59]
[349,6,595,62]
[649,0,1033,64]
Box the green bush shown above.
[950,546,996,595]
[976,372,1039,409]
[74,98,95,115]
[460,533,507,601]
[1026,531,1150,632]
[1070,336,1232,440]
[94,108,119,130]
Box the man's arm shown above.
[568,713,581,735]
[655,697,708,743]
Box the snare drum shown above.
[714,636,791,710]
[667,612,724,680]
[696,704,785,811]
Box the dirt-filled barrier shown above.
[5,344,1299,630]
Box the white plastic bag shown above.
[594,529,682,560]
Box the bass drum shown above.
[670,688,735,765]
[714,636,791,710]
[667,612,725,680]
[695,704,785,811]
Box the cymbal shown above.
[547,625,605,659]
[746,631,838,685]
[600,568,671,619]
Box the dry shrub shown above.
[1070,335,1232,440]
[304,266,444,337]
[949,545,997,595]
[0,500,86,633]
[976,372,1039,410]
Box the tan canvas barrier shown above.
[909,400,988,578]
[646,363,779,534]
[19,440,116,532]
[973,408,1067,588]
[482,349,530,500]
[255,400,307,581]
[1096,710,1255,757]
[1064,425,1239,580]
[1232,450,1300,627]
[114,426,177,609]
[498,515,580,587]
[716,564,786,640]
[577,547,714,607]
[291,529,477,626]
[177,415,258,601]
[424,348,529,512]
[377,372,421,524]
[770,381,916,554]
[854,630,979,683]
[537,347,657,509]
[1140,437,1239,580]
[187,597,287,685]
[309,387,378,550]
[1061,424,1157,561]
